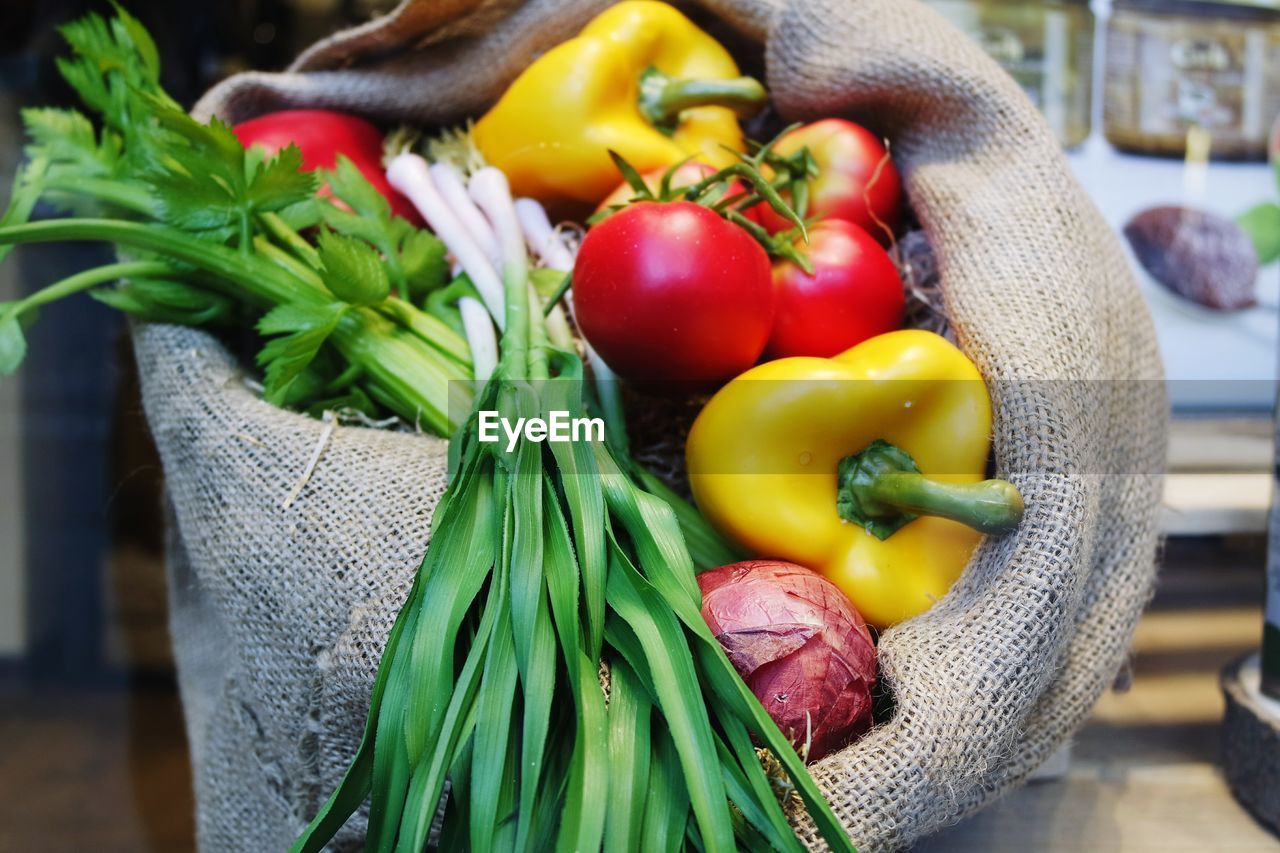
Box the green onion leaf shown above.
[641,721,691,853]
[604,657,652,853]
[606,553,734,853]
[556,651,610,853]
[468,565,519,851]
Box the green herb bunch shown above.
[0,6,470,432]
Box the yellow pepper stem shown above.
[837,439,1024,540]
[638,66,768,129]
[865,473,1025,535]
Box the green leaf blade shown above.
[606,556,734,853]
[517,560,559,851]
[718,718,804,853]
[556,651,611,853]
[641,721,691,853]
[546,372,607,655]
[603,657,652,853]
[468,570,519,853]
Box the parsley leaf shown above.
[109,1,161,78]
[325,155,391,221]
[255,303,347,405]
[399,229,449,299]
[0,158,49,264]
[56,6,171,144]
[317,196,394,250]
[141,104,318,244]
[317,229,390,305]
[272,348,368,412]
[0,5,472,430]
[319,156,447,300]
[276,198,325,233]
[22,108,119,177]
[305,386,376,419]
[249,144,317,213]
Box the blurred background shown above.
[0,1,398,849]
[2,0,1280,850]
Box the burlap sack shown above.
[137,1,1166,849]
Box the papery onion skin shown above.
[698,560,877,762]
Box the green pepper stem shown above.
[865,472,1025,535]
[638,67,767,128]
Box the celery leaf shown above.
[256,303,347,405]
[317,229,390,305]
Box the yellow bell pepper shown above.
[473,0,766,208]
[686,330,1024,628]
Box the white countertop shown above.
[1067,139,1279,412]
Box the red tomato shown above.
[753,119,903,242]
[574,201,774,386]
[766,220,904,359]
[233,109,422,225]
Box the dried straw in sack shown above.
[137,0,1167,849]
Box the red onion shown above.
[698,560,877,762]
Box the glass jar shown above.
[926,0,1095,148]
[1104,0,1280,160]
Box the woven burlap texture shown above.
[136,0,1166,850]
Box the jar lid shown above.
[1117,0,1280,15]
[1207,0,1280,10]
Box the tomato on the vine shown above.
[766,220,904,359]
[573,201,774,386]
[753,119,903,242]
